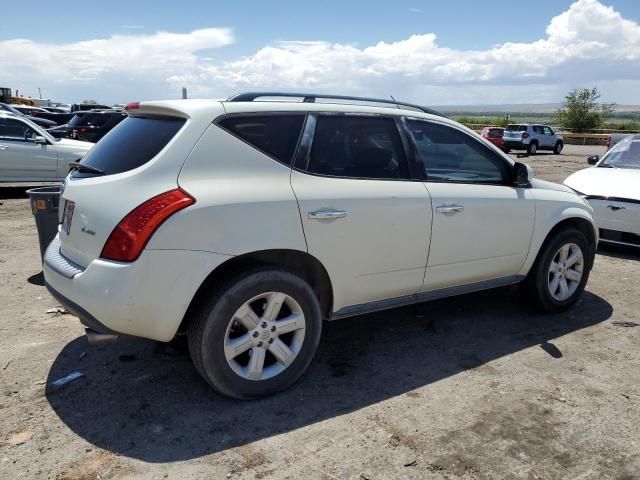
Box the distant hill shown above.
[433,104,640,114]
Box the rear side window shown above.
[506,125,527,132]
[306,115,411,180]
[218,115,305,165]
[75,116,185,176]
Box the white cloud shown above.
[2,0,640,104]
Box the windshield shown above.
[599,135,640,169]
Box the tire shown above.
[553,141,563,154]
[523,228,593,313]
[527,142,538,155]
[503,148,511,154]
[188,269,322,399]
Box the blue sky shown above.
[2,0,640,105]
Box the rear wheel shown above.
[553,141,563,154]
[188,269,322,399]
[523,228,592,312]
[527,142,538,155]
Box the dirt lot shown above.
[1,145,639,480]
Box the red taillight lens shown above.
[124,101,140,111]
[522,132,529,139]
[100,189,195,262]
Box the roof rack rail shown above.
[226,92,442,116]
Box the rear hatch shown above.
[504,124,527,141]
[58,103,210,268]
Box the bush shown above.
[555,87,615,132]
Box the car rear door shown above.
[404,118,535,291]
[0,117,58,180]
[290,113,432,313]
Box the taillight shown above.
[100,189,195,262]
[522,132,529,139]
[124,101,140,111]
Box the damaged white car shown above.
[565,134,640,248]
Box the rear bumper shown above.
[503,141,527,149]
[43,234,232,341]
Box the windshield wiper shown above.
[68,161,105,175]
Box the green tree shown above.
[555,87,615,132]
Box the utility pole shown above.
[182,87,188,99]
[38,88,42,99]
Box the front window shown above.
[0,117,39,142]
[599,136,640,169]
[407,119,511,184]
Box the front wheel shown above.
[523,228,593,312]
[188,269,322,399]
[553,141,563,154]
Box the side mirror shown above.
[587,155,599,165]
[34,136,47,145]
[514,161,532,187]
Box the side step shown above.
[85,328,119,346]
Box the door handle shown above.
[308,209,348,220]
[436,205,464,214]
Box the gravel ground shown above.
[1,144,639,480]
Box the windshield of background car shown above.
[600,136,640,169]
[73,116,185,177]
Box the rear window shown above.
[74,116,185,176]
[506,125,527,132]
[218,114,305,165]
[488,128,503,138]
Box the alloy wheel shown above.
[548,243,584,301]
[223,292,306,381]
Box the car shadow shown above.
[0,186,28,200]
[45,286,612,463]
[597,243,640,262]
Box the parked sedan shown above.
[0,103,57,129]
[564,134,640,248]
[0,112,94,182]
[481,126,505,150]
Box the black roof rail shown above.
[226,92,442,116]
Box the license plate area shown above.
[62,201,75,235]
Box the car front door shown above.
[0,117,58,180]
[404,118,536,291]
[291,114,432,314]
[543,126,556,148]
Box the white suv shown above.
[44,93,598,399]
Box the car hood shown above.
[530,178,575,194]
[564,167,640,200]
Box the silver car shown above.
[503,124,564,155]
[0,112,94,182]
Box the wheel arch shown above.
[178,249,334,334]
[522,211,598,277]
